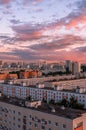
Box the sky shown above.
[0,0,86,63]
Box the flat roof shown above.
[1,83,86,94]
[0,96,86,120]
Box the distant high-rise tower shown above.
[0,60,3,65]
[72,62,81,75]
[0,60,3,68]
[66,60,72,72]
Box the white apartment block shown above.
[1,83,86,108]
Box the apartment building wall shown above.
[0,74,8,80]
[19,71,42,79]
[1,84,86,108]
[73,115,86,130]
[12,75,75,85]
[66,60,72,72]
[72,62,81,75]
[60,79,86,88]
[0,101,85,130]
[0,73,18,80]
[44,78,86,89]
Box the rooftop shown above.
[1,82,86,94]
[0,96,86,120]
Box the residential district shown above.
[0,60,86,130]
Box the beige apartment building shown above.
[10,75,75,86]
[0,97,86,130]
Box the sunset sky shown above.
[0,0,86,63]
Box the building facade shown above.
[1,83,86,108]
[0,100,86,130]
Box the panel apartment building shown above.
[0,97,86,130]
[1,83,86,108]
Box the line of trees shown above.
[48,96,84,110]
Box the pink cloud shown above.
[0,0,13,4]
[66,13,86,29]
[18,30,43,41]
[35,0,43,2]
[12,24,47,41]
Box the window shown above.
[18,125,21,128]
[18,112,21,115]
[29,115,32,119]
[55,122,58,126]
[63,124,66,128]
[35,123,38,128]
[34,116,38,121]
[13,123,15,126]
[48,120,51,124]
[29,122,32,126]
[41,126,45,130]
[9,121,11,124]
[13,110,15,114]
[18,118,21,121]
[13,117,15,120]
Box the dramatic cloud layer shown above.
[0,0,86,62]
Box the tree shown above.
[26,95,32,101]
[69,96,77,107]
[49,99,55,104]
[56,99,69,107]
[61,99,69,107]
[57,96,84,110]
[42,98,47,103]
[69,96,84,109]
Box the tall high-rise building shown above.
[72,62,81,75]
[0,60,3,68]
[66,60,72,72]
[66,60,81,75]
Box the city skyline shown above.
[0,0,86,62]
